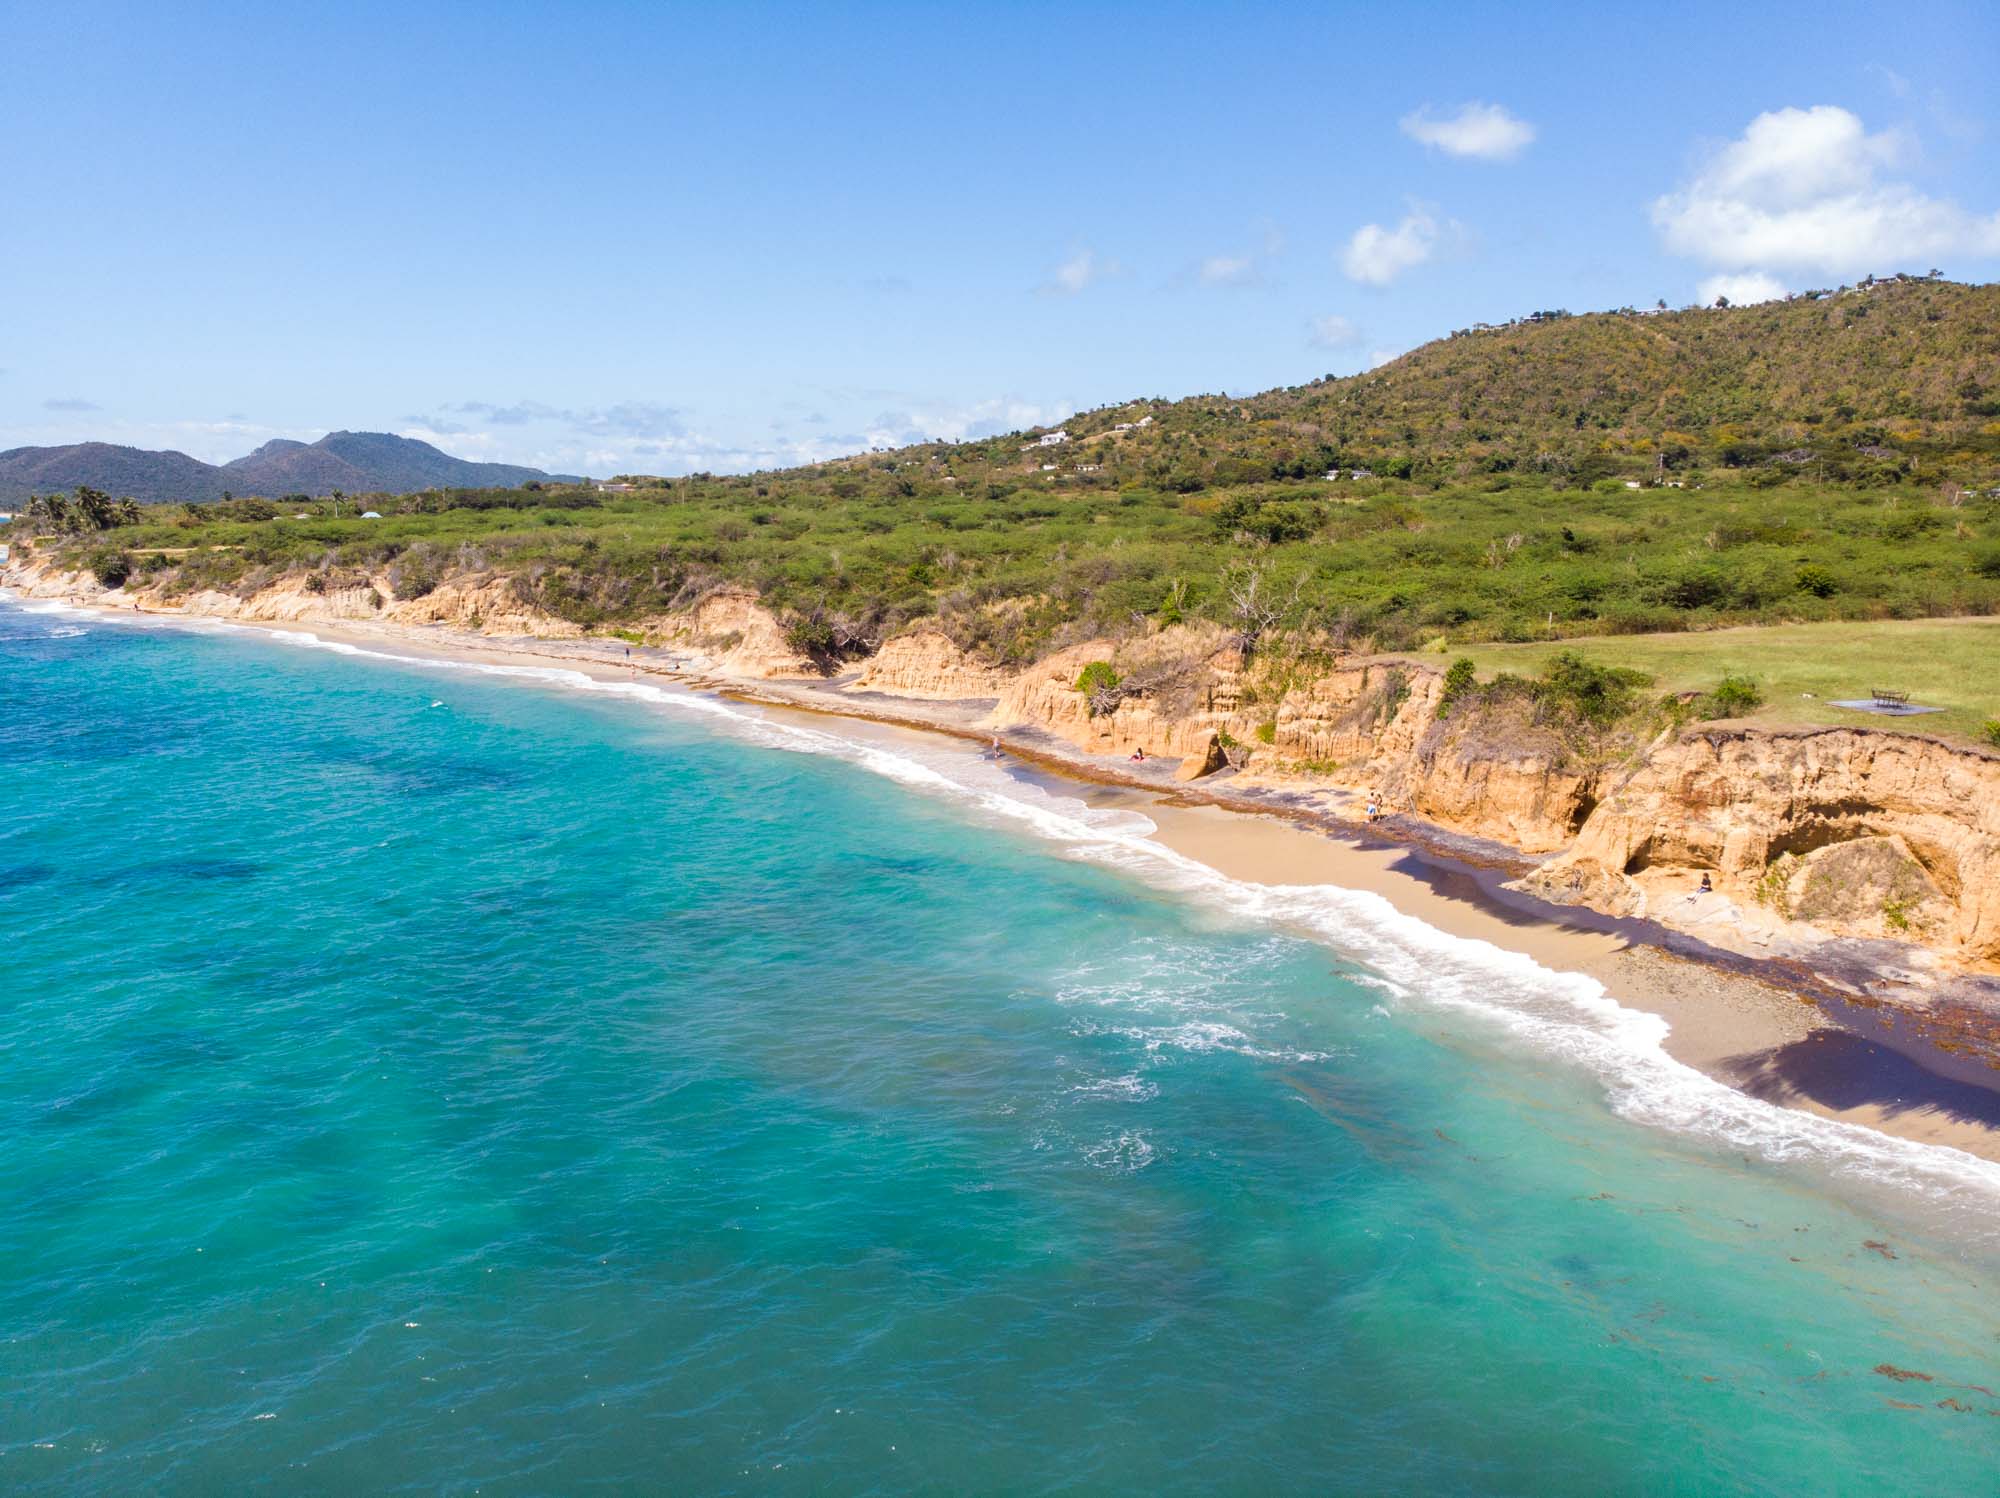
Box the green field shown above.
[1428,617,2000,744]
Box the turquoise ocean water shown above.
[3,596,1998,1495]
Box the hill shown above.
[906,274,1999,493]
[11,277,2000,664]
[0,431,564,504]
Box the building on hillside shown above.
[1135,416,1154,427]
[1037,430,1070,446]
[1112,422,1134,432]
[595,481,638,493]
[361,511,383,519]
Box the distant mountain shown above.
[0,430,569,504]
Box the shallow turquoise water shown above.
[2,600,1997,1495]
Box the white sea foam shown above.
[13,596,2000,1216]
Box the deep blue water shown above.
[2,599,1997,1495]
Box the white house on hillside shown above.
[1037,429,1070,446]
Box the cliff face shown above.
[1,552,582,637]
[11,547,1996,967]
[847,629,1010,699]
[1520,727,2000,959]
[644,589,818,679]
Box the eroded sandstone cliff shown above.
[10,547,1995,967]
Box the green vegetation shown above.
[18,468,2000,664]
[1075,661,1123,695]
[20,486,141,533]
[1698,673,1764,719]
[1436,618,2000,744]
[8,277,2000,745]
[1436,657,1478,716]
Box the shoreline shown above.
[14,589,2000,1167]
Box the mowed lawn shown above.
[1419,618,2000,744]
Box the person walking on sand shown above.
[1365,795,1380,823]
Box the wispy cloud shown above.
[1400,102,1536,161]
[43,396,100,412]
[429,399,686,439]
[402,392,1075,478]
[1199,254,1259,286]
[1306,314,1361,349]
[1039,248,1121,295]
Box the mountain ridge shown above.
[0,430,570,504]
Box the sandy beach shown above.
[20,593,2000,1167]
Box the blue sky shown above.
[4,0,1997,477]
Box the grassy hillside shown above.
[913,274,2000,495]
[10,277,2000,679]
[1428,618,2000,745]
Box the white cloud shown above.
[1199,254,1258,286]
[399,391,1080,478]
[1040,249,1120,295]
[1696,271,1789,306]
[1652,105,2000,277]
[861,396,1074,448]
[1340,207,1449,285]
[1400,102,1536,161]
[1306,314,1361,349]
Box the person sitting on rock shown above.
[1130,748,1146,762]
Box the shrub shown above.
[1698,673,1764,718]
[1254,721,1277,745]
[1437,657,1477,716]
[1982,719,2000,748]
[1535,651,1651,726]
[1075,661,1122,695]
[88,549,134,588]
[784,615,839,658]
[1795,563,1838,597]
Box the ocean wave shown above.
[17,600,2000,1215]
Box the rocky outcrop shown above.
[846,629,1009,699]
[1520,727,2000,961]
[1175,732,1228,781]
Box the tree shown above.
[72,486,119,530]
